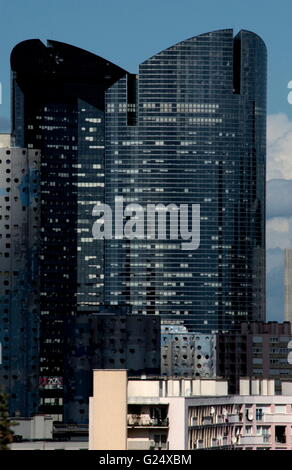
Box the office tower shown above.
[285,249,292,323]
[0,146,40,416]
[10,30,267,419]
[217,321,292,393]
[11,40,127,415]
[105,29,266,332]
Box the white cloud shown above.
[266,216,292,249]
[267,217,289,233]
[267,179,292,218]
[267,113,292,180]
[266,114,292,320]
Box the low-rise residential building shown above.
[89,370,292,451]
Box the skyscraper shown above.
[105,29,266,332]
[63,312,161,423]
[0,145,40,416]
[11,39,127,415]
[9,30,267,419]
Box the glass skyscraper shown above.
[11,39,127,415]
[105,29,266,332]
[8,29,266,419]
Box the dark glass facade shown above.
[105,29,266,332]
[11,40,127,415]
[0,147,40,416]
[8,30,267,419]
[63,311,161,423]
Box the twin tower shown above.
[3,29,266,416]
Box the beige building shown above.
[89,370,128,450]
[89,370,292,450]
[89,369,228,450]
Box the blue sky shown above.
[1,0,292,320]
[1,0,292,121]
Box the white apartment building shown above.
[89,370,292,450]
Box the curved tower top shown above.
[11,39,127,84]
[142,28,266,63]
[105,28,267,331]
[11,39,128,146]
[10,39,129,416]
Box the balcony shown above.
[216,415,226,424]
[127,416,169,428]
[263,413,292,424]
[196,440,204,449]
[191,416,198,426]
[239,435,271,445]
[128,439,169,450]
[221,437,228,447]
[190,414,241,427]
[211,438,218,447]
[195,437,230,450]
[202,416,213,425]
[211,437,229,448]
[228,414,240,424]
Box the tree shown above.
[0,393,15,450]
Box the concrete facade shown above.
[89,370,127,450]
[0,147,40,416]
[161,321,216,378]
[89,370,292,450]
[63,312,161,424]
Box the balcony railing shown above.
[239,435,271,445]
[195,437,230,450]
[127,416,169,427]
[202,416,213,425]
[216,415,225,424]
[190,414,241,427]
[263,413,292,424]
[211,437,229,448]
[128,440,169,450]
[228,414,240,424]
[196,440,204,449]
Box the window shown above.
[256,408,263,421]
[275,426,286,444]
[245,426,252,435]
